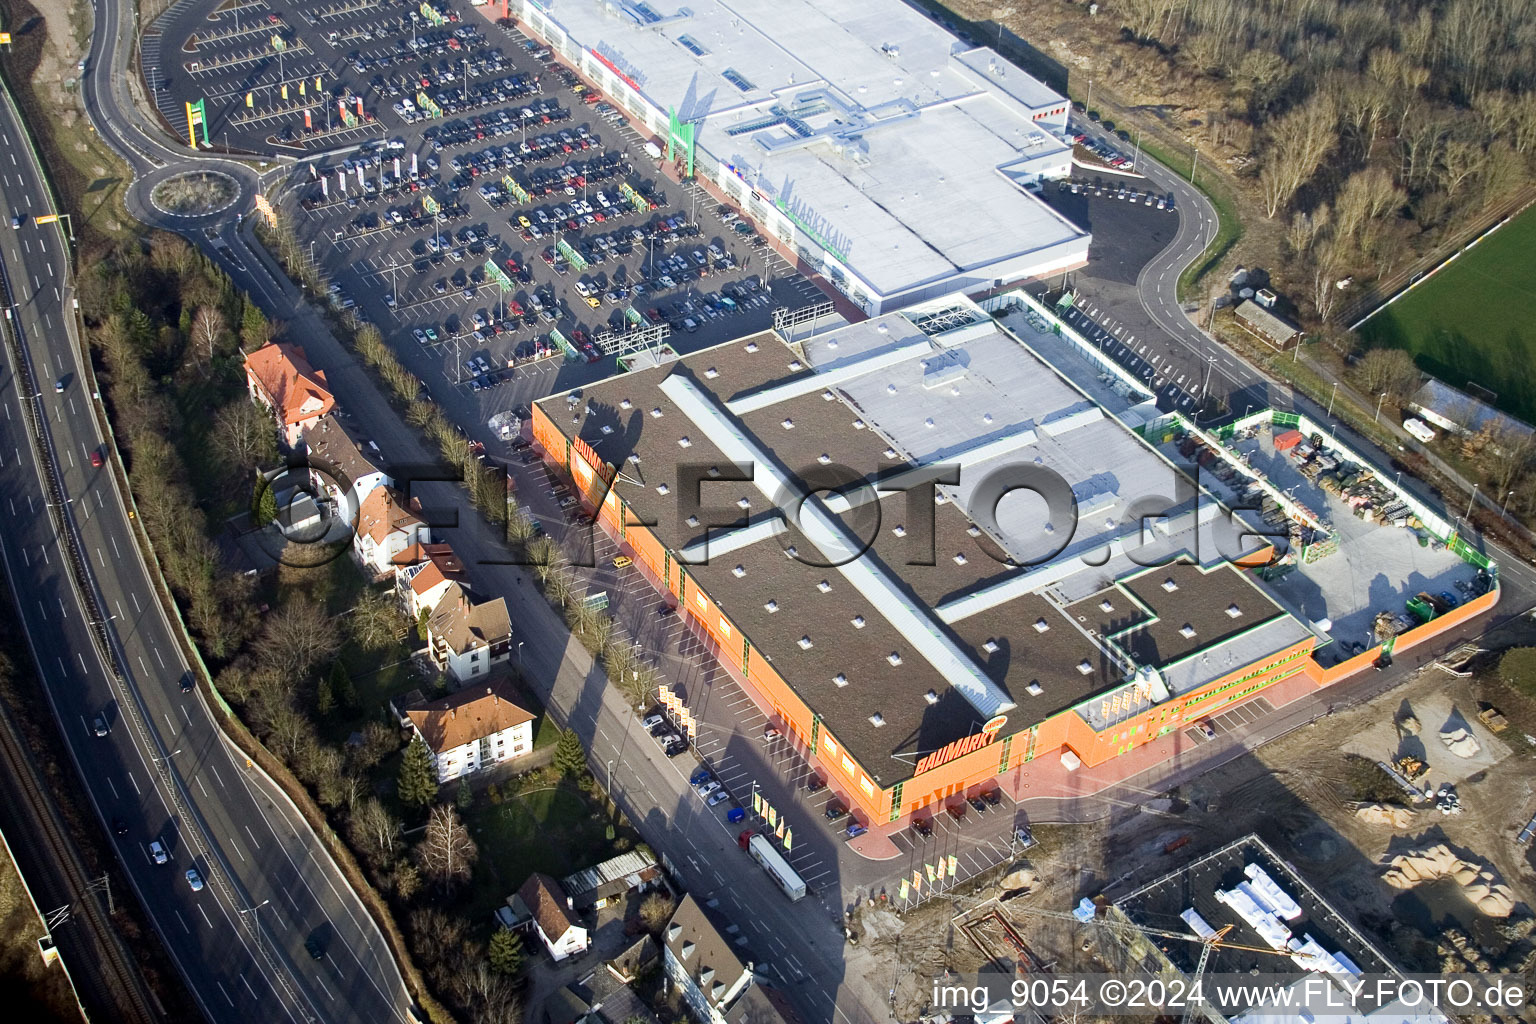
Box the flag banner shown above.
[246,92,254,107]
[775,820,785,839]
[299,80,306,96]
[304,109,312,130]
[281,84,288,100]
[783,827,792,851]
[948,855,959,878]
[913,870,922,892]
[315,76,322,91]
[925,863,936,882]
[899,879,909,900]
[752,792,762,814]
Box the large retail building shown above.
[505,0,1088,314]
[532,294,1498,826]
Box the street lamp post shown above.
[1327,381,1338,418]
[517,640,523,664]
[1465,483,1480,521]
[1502,490,1516,517]
[606,759,614,803]
[1375,392,1386,423]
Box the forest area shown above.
[954,0,1536,330]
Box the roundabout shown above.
[147,168,240,219]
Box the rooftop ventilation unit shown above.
[924,689,939,704]
[798,635,814,650]
[1026,682,1044,696]
[887,652,903,666]
[834,673,848,686]
[869,713,886,727]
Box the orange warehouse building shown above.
[531,305,1497,826]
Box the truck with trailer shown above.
[744,833,806,901]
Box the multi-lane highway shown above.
[55,3,1536,1024]
[0,60,411,1024]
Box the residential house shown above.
[516,872,589,962]
[723,986,798,1024]
[560,850,662,911]
[395,543,470,619]
[302,412,390,526]
[662,895,754,1024]
[426,581,512,681]
[543,939,661,1024]
[354,485,429,576]
[244,342,335,448]
[400,678,535,782]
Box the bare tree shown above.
[348,589,402,650]
[415,805,478,894]
[212,400,276,472]
[190,305,227,362]
[1309,240,1348,323]
[257,598,340,678]
[1357,348,1421,401]
[1436,138,1489,199]
[1284,205,1331,260]
[1332,167,1405,256]
[1258,94,1339,217]
[348,797,402,869]
[638,893,676,933]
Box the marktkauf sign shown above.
[913,715,1008,777]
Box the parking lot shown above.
[264,5,823,431]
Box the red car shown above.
[507,300,524,316]
[90,449,104,468]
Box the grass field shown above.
[1358,205,1536,424]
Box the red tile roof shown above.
[245,343,334,428]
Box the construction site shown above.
[851,652,1536,1023]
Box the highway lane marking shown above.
[240,975,258,1001]
[244,825,261,850]
[115,599,125,620]
[106,777,118,799]
[228,834,244,861]
[163,711,174,732]
[210,763,225,789]
[129,772,140,795]
[37,599,46,621]
[131,591,140,613]
[198,905,213,929]
[97,547,105,568]
[77,652,87,672]
[283,889,302,914]
[216,981,234,1007]
[176,910,192,935]
[181,705,191,727]
[137,655,147,675]
[153,646,165,668]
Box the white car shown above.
[641,713,665,730]
[185,868,204,892]
[696,780,720,798]
[413,328,428,344]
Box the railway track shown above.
[0,690,159,1023]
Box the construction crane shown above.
[1004,902,1300,1024]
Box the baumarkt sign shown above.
[913,715,1008,776]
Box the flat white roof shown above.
[524,0,1086,298]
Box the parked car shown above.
[824,802,847,822]
[911,817,933,838]
[641,712,665,730]
[846,823,868,839]
[689,767,712,787]
[696,780,721,798]
[805,775,825,793]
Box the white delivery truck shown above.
[747,834,806,901]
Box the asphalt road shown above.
[34,5,418,1024]
[71,4,1536,1024]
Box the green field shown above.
[1358,205,1536,425]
